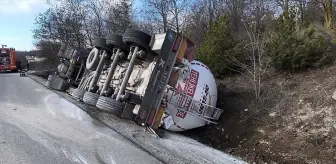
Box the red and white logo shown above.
[176,69,199,119]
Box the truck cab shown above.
[0,45,17,72]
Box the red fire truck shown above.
[0,45,17,72]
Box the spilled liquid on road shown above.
[0,73,161,164]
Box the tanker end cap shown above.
[160,60,224,132]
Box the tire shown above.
[59,44,67,51]
[96,96,125,115]
[58,44,67,57]
[67,87,75,94]
[47,75,53,81]
[65,49,76,59]
[64,47,75,60]
[106,34,130,52]
[45,75,53,88]
[122,28,152,51]
[83,91,100,106]
[71,88,86,100]
[58,63,68,73]
[86,48,100,71]
[93,38,108,49]
[45,81,51,88]
[71,50,79,59]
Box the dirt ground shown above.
[181,65,336,164]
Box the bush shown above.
[266,11,332,72]
[197,16,244,78]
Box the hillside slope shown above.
[183,63,336,164]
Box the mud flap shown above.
[50,75,69,91]
[152,106,165,130]
[121,103,136,120]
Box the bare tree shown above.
[244,0,275,34]
[314,0,333,29]
[78,4,94,46]
[224,0,247,39]
[141,0,170,33]
[167,0,191,33]
[87,0,110,37]
[183,0,225,46]
[296,0,307,27]
[108,0,133,34]
[140,0,192,33]
[228,21,270,99]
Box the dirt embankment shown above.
[182,64,336,164]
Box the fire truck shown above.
[0,45,17,72]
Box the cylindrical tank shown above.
[164,60,218,132]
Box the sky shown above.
[0,0,142,51]
[0,0,49,51]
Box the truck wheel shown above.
[93,38,108,49]
[71,88,86,100]
[86,48,100,71]
[45,81,51,88]
[122,28,152,51]
[58,44,67,57]
[44,75,54,88]
[106,34,130,52]
[83,91,100,106]
[96,96,125,115]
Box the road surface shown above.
[0,73,162,164]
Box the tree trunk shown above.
[325,0,333,29]
[299,0,304,27]
[160,4,168,33]
[208,1,214,30]
[283,0,289,21]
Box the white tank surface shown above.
[163,60,221,132]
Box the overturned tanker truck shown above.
[47,28,223,136]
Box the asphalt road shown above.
[0,73,162,164]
